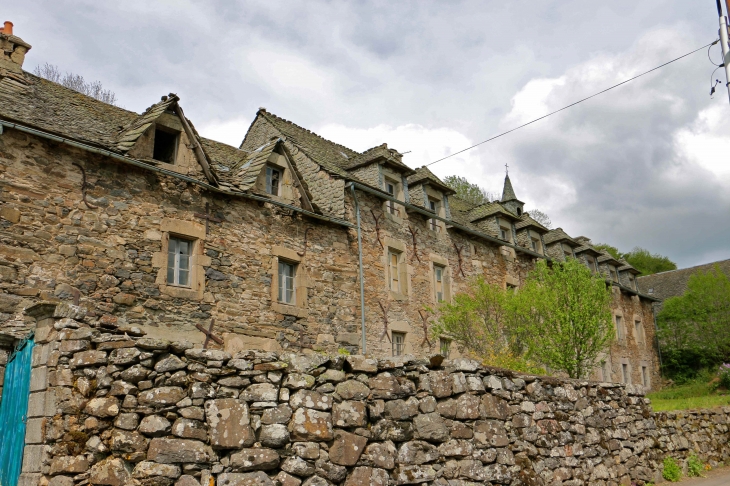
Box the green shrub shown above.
[662,457,682,482]
[687,453,704,477]
[719,364,730,389]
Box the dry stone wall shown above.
[19,303,730,486]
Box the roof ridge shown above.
[637,258,730,279]
[26,72,139,117]
[258,109,361,156]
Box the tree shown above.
[624,247,676,275]
[430,277,540,373]
[443,176,496,206]
[593,243,622,260]
[510,258,614,379]
[657,265,730,381]
[433,259,614,378]
[528,209,552,229]
[33,63,118,106]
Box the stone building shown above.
[0,24,659,389]
[637,258,730,304]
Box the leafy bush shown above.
[662,457,682,482]
[687,454,704,477]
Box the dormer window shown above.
[628,273,636,290]
[384,178,400,216]
[561,243,572,259]
[428,198,442,232]
[266,166,282,196]
[530,237,541,253]
[499,226,511,242]
[153,127,179,164]
[585,255,597,273]
[610,266,619,282]
[517,208,522,216]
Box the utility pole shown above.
[717,0,730,104]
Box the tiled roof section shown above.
[515,214,548,232]
[597,251,622,266]
[446,196,478,213]
[636,259,730,301]
[201,138,248,171]
[543,228,578,245]
[466,202,516,222]
[407,166,456,195]
[254,110,358,179]
[0,72,138,149]
[574,244,601,255]
[617,259,640,274]
[501,174,518,202]
[345,143,415,175]
[223,139,279,192]
[115,95,179,152]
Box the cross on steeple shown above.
[505,162,509,175]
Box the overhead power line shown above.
[425,40,718,168]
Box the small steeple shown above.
[501,173,517,202]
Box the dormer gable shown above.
[117,94,217,184]
[227,139,314,211]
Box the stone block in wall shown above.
[147,438,216,464]
[205,398,255,449]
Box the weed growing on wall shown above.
[662,457,682,482]
[687,454,704,477]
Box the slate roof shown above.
[115,95,179,152]
[223,140,280,192]
[345,143,415,175]
[574,244,602,255]
[618,259,640,274]
[501,174,518,202]
[543,228,578,245]
[597,251,622,266]
[407,166,456,195]
[515,214,549,232]
[251,110,357,179]
[466,202,518,222]
[637,259,730,301]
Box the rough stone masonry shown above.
[19,302,730,486]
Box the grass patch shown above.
[648,373,730,412]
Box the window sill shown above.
[160,284,203,300]
[388,291,409,302]
[384,211,403,224]
[272,301,308,318]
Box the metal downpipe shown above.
[348,183,367,355]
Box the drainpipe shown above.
[347,183,367,356]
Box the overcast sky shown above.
[7,1,730,268]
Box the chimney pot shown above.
[3,21,13,35]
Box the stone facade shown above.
[16,305,730,486]
[0,25,660,395]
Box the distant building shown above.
[637,259,730,304]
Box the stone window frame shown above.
[600,356,612,382]
[392,331,406,356]
[388,320,412,355]
[527,229,543,254]
[153,218,210,300]
[633,318,646,348]
[639,361,651,388]
[429,254,451,304]
[382,167,404,222]
[620,359,632,384]
[614,313,626,343]
[425,186,446,234]
[384,237,410,300]
[270,246,308,318]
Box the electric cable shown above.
[425,40,719,168]
[708,41,723,67]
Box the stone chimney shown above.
[0,21,32,74]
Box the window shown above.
[615,316,624,341]
[266,166,282,196]
[439,338,451,358]
[648,288,654,294]
[506,283,517,292]
[562,243,572,259]
[167,237,191,286]
[601,361,611,382]
[610,266,619,282]
[385,180,399,215]
[499,226,511,242]
[153,128,179,163]
[530,237,541,252]
[388,250,401,293]
[434,265,445,302]
[641,366,649,387]
[635,321,644,347]
[628,273,636,290]
[428,199,441,232]
[516,207,522,216]
[392,332,405,356]
[585,255,597,273]
[621,363,630,384]
[278,261,296,304]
